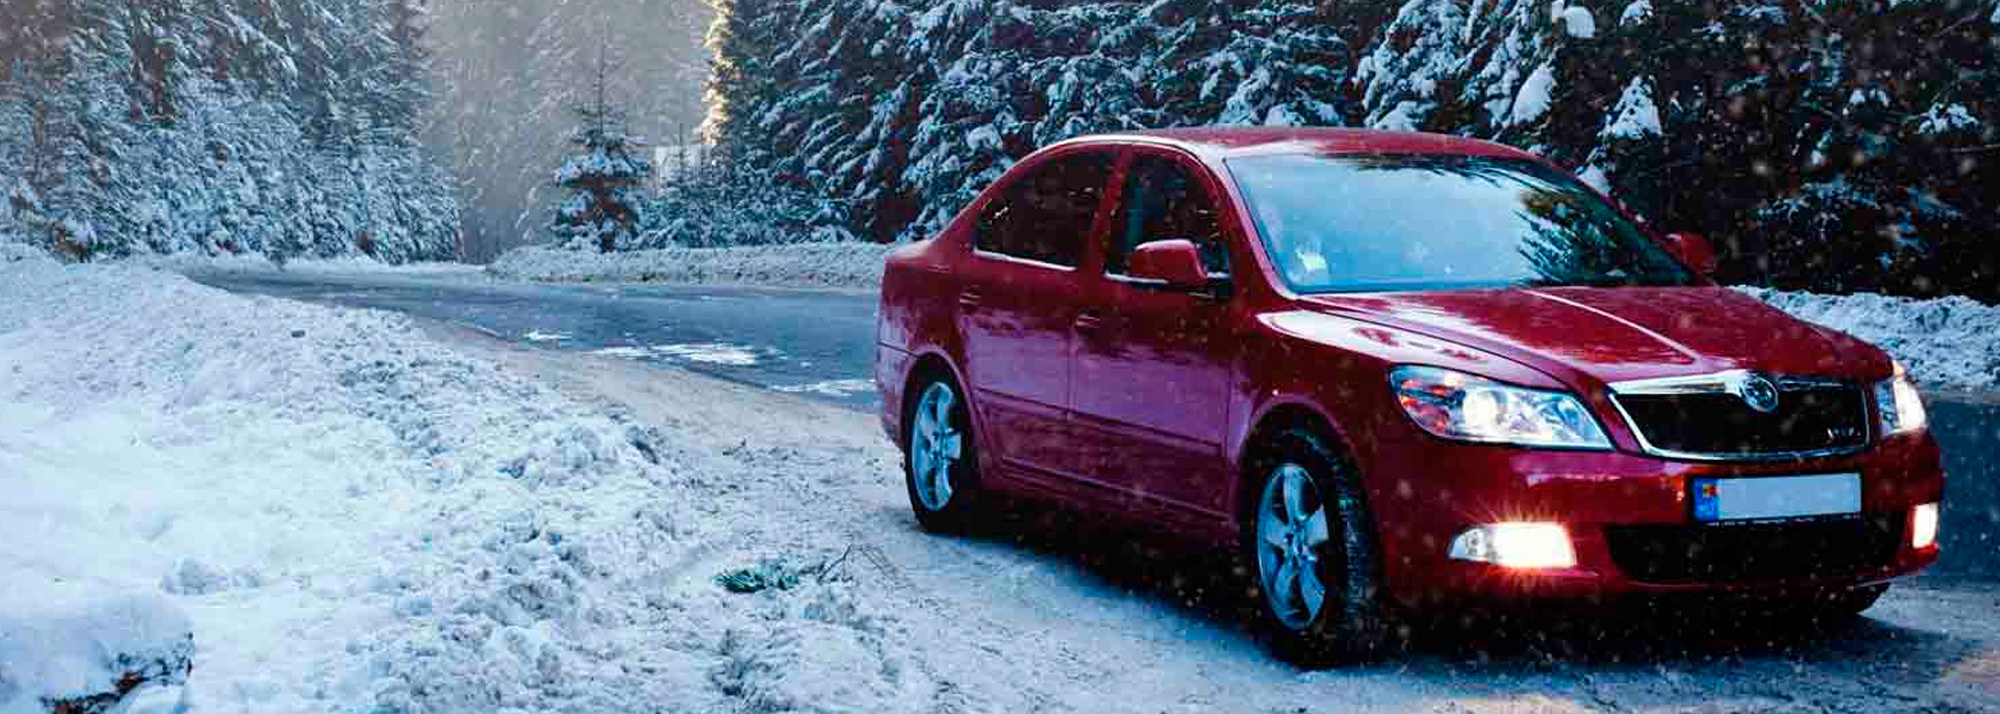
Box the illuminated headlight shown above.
[1390,366,1611,449]
[1912,502,1940,550]
[1448,523,1577,569]
[1874,361,1928,435]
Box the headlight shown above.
[1389,366,1612,449]
[1874,361,1928,435]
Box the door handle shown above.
[958,290,982,311]
[1074,311,1103,333]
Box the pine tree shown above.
[551,52,650,253]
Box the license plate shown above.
[1692,473,1862,523]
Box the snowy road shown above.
[189,268,885,407]
[435,321,2000,713]
[194,267,2000,586]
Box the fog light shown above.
[1912,502,1940,549]
[1448,523,1577,569]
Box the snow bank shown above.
[1742,288,2000,391]
[0,587,193,714]
[0,240,50,265]
[489,243,893,290]
[0,259,911,712]
[127,251,482,277]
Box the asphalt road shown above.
[191,268,885,408]
[192,267,1997,585]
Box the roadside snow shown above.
[489,243,892,290]
[130,252,483,277]
[1743,288,2000,391]
[0,259,908,712]
[0,587,192,714]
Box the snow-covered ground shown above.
[1741,287,2000,392]
[486,244,893,290]
[4,253,1999,713]
[0,254,906,712]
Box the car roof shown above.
[1055,127,1538,162]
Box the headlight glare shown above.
[1875,361,1928,435]
[1390,366,1612,449]
[1448,523,1577,569]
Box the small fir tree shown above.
[551,53,650,253]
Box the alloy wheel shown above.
[910,381,965,512]
[1256,462,1331,631]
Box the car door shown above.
[956,148,1117,484]
[1068,147,1238,517]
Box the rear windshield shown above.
[1226,153,1695,292]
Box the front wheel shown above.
[1242,426,1386,668]
[904,376,983,533]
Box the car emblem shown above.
[1735,374,1782,414]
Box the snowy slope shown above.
[0,257,909,712]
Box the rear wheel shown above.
[904,376,982,533]
[1241,426,1385,667]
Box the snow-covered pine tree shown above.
[1,0,461,263]
[551,53,650,253]
[1145,0,1350,128]
[697,0,1997,300]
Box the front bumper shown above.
[1367,430,1945,606]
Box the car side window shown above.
[973,151,1112,267]
[1107,154,1230,276]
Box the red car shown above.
[872,128,1944,665]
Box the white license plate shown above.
[1693,473,1862,523]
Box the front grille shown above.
[1612,381,1868,458]
[1606,515,1902,584]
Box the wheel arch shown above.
[1231,398,1365,533]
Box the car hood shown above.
[1298,286,1892,388]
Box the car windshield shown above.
[1228,153,1696,292]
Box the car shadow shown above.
[953,497,1988,683]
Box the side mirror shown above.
[1662,232,1719,276]
[1127,239,1210,291]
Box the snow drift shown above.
[0,258,912,712]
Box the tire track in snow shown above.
[749,447,1087,714]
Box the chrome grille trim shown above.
[1606,370,1872,462]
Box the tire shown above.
[903,374,983,533]
[1240,425,1386,667]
